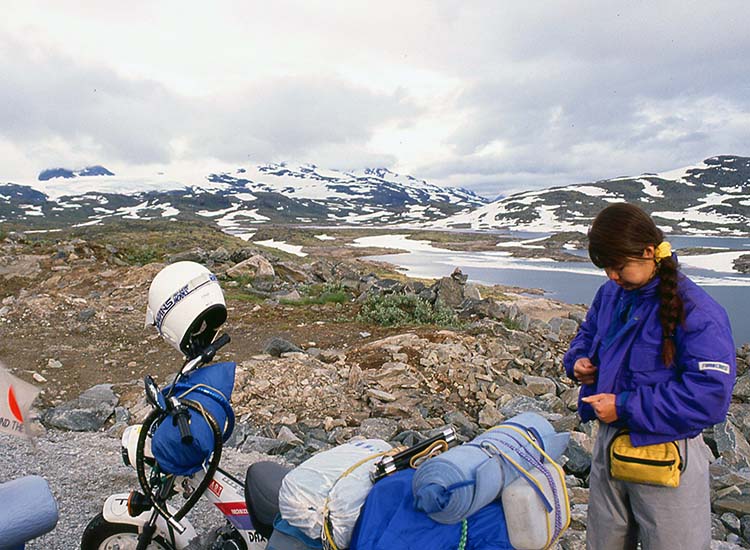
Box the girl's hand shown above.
[573,357,597,385]
[582,393,618,423]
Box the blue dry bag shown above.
[151,361,236,475]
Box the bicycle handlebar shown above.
[174,408,193,445]
[180,334,232,377]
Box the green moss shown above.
[123,245,162,266]
[281,283,352,306]
[502,317,523,331]
[357,293,462,328]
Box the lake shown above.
[357,234,750,346]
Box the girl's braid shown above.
[657,255,683,366]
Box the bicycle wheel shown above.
[80,512,173,550]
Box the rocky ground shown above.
[2,226,750,549]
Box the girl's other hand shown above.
[581,393,618,423]
[573,357,597,385]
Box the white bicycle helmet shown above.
[145,261,227,357]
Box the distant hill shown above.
[434,155,750,236]
[0,163,487,236]
[3,157,750,236]
[38,165,114,180]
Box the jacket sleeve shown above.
[619,305,736,436]
[563,286,603,381]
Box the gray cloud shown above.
[189,78,414,163]
[0,36,415,172]
[2,3,750,199]
[0,38,187,165]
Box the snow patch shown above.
[255,239,307,257]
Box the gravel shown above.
[0,429,274,549]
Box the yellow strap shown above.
[321,449,393,550]
[409,440,449,469]
[490,425,571,549]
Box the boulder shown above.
[42,384,118,432]
[264,337,303,357]
[523,374,557,396]
[433,276,464,308]
[715,420,750,469]
[357,417,399,441]
[226,255,275,279]
[168,248,208,263]
[563,431,593,476]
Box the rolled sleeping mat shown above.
[0,475,58,549]
[412,412,569,524]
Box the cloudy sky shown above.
[2,1,749,197]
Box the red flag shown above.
[0,363,40,438]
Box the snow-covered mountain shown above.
[3,156,750,237]
[0,163,487,237]
[434,155,750,236]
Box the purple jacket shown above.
[563,273,736,446]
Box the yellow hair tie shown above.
[655,241,672,263]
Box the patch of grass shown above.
[73,219,247,260]
[225,292,266,304]
[123,245,161,266]
[501,317,524,331]
[475,284,512,301]
[281,283,352,306]
[357,293,462,328]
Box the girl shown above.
[563,202,736,549]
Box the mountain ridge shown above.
[3,155,750,237]
[1,163,487,237]
[434,155,750,236]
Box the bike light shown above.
[127,490,152,517]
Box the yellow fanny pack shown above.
[608,430,684,488]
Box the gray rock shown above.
[444,411,478,438]
[276,426,303,445]
[274,289,302,302]
[568,311,586,325]
[264,337,303,357]
[367,388,397,402]
[168,248,208,263]
[433,276,464,308]
[240,435,294,455]
[733,254,750,274]
[499,396,547,417]
[450,268,468,284]
[464,283,482,300]
[42,384,119,431]
[714,495,750,517]
[226,255,275,279]
[740,515,750,542]
[711,540,744,549]
[77,308,96,322]
[713,515,729,542]
[733,374,750,401]
[721,512,741,534]
[523,374,557,396]
[715,420,750,469]
[369,278,404,295]
[209,247,230,263]
[357,418,399,441]
[563,432,593,476]
[478,404,504,428]
[561,387,580,411]
[225,422,258,448]
[275,262,310,283]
